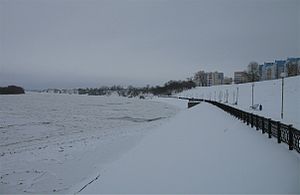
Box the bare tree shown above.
[246,61,260,82]
[193,71,207,86]
[286,62,299,76]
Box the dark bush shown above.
[0,85,25,94]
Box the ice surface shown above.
[0,93,179,193]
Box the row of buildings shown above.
[193,57,300,86]
[193,71,232,86]
[234,57,300,84]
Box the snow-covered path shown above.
[178,76,300,129]
[78,101,300,194]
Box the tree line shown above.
[78,80,196,97]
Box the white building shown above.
[261,62,276,80]
[207,72,224,86]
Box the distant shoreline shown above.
[0,85,25,95]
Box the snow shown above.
[151,96,188,110]
[1,77,299,194]
[77,102,300,194]
[178,75,300,129]
[0,93,179,193]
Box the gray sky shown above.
[1,0,299,89]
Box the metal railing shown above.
[178,97,300,154]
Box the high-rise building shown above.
[234,71,248,84]
[261,62,276,80]
[206,71,224,86]
[274,60,286,79]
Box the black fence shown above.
[178,97,300,154]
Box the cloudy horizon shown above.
[1,0,299,89]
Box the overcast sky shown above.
[0,0,299,89]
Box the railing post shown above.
[247,113,249,126]
[262,117,265,134]
[268,118,272,138]
[288,125,293,150]
[277,121,281,144]
[200,101,299,153]
[256,115,259,130]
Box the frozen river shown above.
[0,93,179,193]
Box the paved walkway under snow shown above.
[78,102,300,194]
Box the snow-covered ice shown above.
[77,102,300,194]
[0,93,179,193]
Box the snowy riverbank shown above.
[178,75,300,129]
[75,100,300,194]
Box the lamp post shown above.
[225,89,228,103]
[280,72,286,119]
[214,91,216,101]
[236,87,239,105]
[233,91,235,104]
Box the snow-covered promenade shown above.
[77,101,300,194]
[179,76,300,129]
